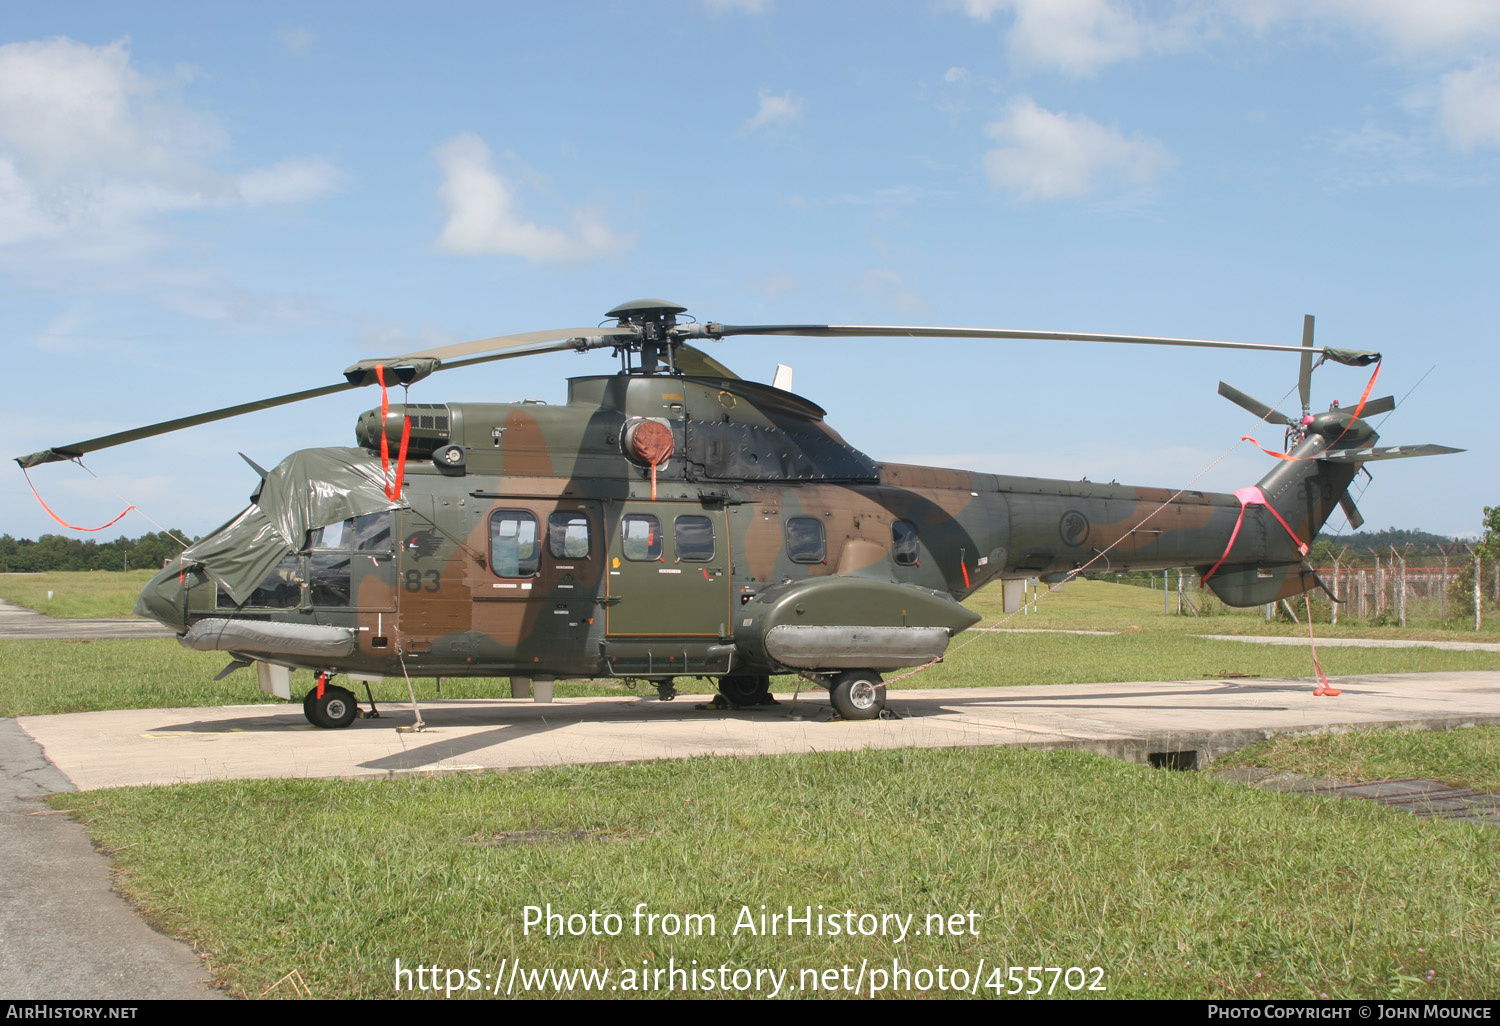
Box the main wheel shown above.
[828,670,885,720]
[304,684,359,729]
[718,674,772,707]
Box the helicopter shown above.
[16,299,1462,726]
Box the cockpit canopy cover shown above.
[181,448,402,604]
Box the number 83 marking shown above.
[404,569,441,593]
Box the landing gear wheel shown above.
[718,674,772,708]
[828,670,885,721]
[304,684,359,729]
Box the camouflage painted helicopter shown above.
[17,300,1461,726]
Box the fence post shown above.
[1476,553,1483,633]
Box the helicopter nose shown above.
[134,565,189,632]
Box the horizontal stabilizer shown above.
[1318,443,1464,464]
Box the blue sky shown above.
[4,1,1497,545]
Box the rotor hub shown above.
[607,299,690,375]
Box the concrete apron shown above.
[17,671,1500,791]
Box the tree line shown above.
[0,531,192,573]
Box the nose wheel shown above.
[304,677,359,729]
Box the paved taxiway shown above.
[18,671,1500,791]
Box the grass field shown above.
[50,742,1500,1000]
[0,570,159,619]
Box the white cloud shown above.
[957,0,1204,75]
[433,132,632,263]
[0,37,339,254]
[1440,59,1500,151]
[853,267,927,314]
[982,97,1172,200]
[957,1,1500,75]
[237,157,342,205]
[701,0,772,13]
[1261,0,1500,57]
[276,27,317,56]
[746,268,799,299]
[743,89,805,134]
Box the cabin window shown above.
[548,511,591,559]
[621,514,662,561]
[785,517,826,563]
[674,515,715,561]
[488,509,541,578]
[892,520,919,566]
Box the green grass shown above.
[0,570,160,618]
[50,745,1500,1000]
[1220,726,1500,793]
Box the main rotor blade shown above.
[1218,381,1295,426]
[16,379,361,468]
[394,325,638,363]
[692,322,1377,360]
[18,325,644,469]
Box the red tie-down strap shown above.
[1201,487,1338,698]
[1304,592,1340,697]
[1201,485,1309,586]
[22,468,134,531]
[374,364,412,501]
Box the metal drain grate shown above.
[1298,778,1500,825]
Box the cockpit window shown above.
[352,511,393,551]
[244,553,301,608]
[309,512,392,552]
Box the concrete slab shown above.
[17,671,1500,792]
[0,598,174,641]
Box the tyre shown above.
[718,674,771,707]
[828,670,884,720]
[305,684,359,728]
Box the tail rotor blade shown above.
[1299,314,1315,417]
[1218,381,1295,426]
[1353,395,1396,418]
